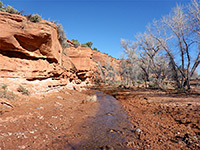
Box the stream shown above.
[70,91,135,149]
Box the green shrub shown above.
[30,14,41,23]
[85,42,93,48]
[93,47,101,52]
[72,39,80,48]
[0,1,3,8]
[81,44,88,47]
[81,42,93,48]
[17,85,30,96]
[1,5,20,14]
[0,90,15,100]
[74,42,80,48]
[2,84,8,90]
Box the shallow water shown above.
[73,91,134,149]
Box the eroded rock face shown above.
[0,12,62,63]
[65,47,96,71]
[61,54,77,72]
[0,11,120,88]
[0,12,66,80]
[0,54,63,80]
[65,47,121,82]
[92,50,121,81]
[92,50,121,70]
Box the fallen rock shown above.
[86,95,97,102]
[75,79,82,84]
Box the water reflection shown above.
[76,91,134,149]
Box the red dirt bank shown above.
[101,88,200,150]
[1,87,199,150]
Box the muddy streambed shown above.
[0,90,135,150]
[62,91,135,149]
[1,88,199,149]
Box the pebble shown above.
[86,95,97,102]
[18,145,26,149]
[126,141,134,146]
[36,107,44,110]
[109,129,114,133]
[72,99,76,102]
[135,128,142,133]
[7,132,12,136]
[38,116,44,120]
[57,96,63,100]
[55,102,63,106]
[52,116,58,118]
[160,118,165,120]
[100,145,114,150]
[64,91,71,95]
[29,131,35,134]
[2,133,8,137]
[106,112,112,116]
[53,127,58,131]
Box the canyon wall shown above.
[0,11,121,92]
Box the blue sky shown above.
[4,0,190,59]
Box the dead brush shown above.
[17,85,30,96]
[0,84,16,100]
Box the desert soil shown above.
[0,88,134,150]
[100,87,200,150]
[0,87,199,150]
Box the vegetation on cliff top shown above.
[0,1,42,23]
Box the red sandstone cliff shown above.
[0,11,120,91]
[0,12,66,80]
[65,46,121,82]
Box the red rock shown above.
[65,47,121,82]
[0,12,62,63]
[0,12,121,86]
[0,12,69,80]
[65,47,96,71]
[0,54,62,80]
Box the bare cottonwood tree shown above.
[157,4,199,89]
[120,40,143,86]
[121,0,200,90]
[137,33,170,88]
[188,0,200,36]
[188,0,200,82]
[121,33,169,89]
